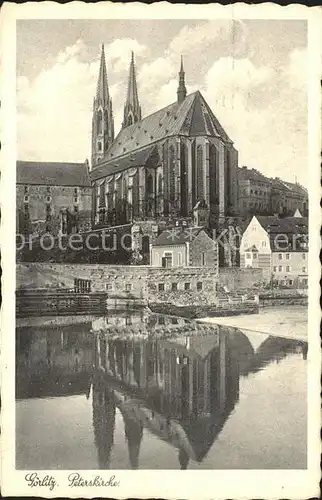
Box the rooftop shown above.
[17,161,91,187]
[91,91,233,179]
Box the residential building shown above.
[271,178,308,216]
[237,166,272,215]
[240,214,308,287]
[16,160,92,236]
[237,166,308,218]
[150,225,219,270]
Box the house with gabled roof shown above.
[150,224,218,270]
[240,214,308,287]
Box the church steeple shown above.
[91,44,114,168]
[177,55,187,104]
[122,51,142,128]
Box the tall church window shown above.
[180,142,188,216]
[169,145,175,204]
[147,174,153,195]
[132,172,139,217]
[97,110,103,135]
[209,143,218,206]
[225,148,231,208]
[196,145,204,201]
[158,174,163,194]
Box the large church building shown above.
[90,45,239,233]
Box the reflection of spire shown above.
[92,375,116,469]
[178,448,189,470]
[122,409,143,469]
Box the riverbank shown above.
[199,305,308,341]
[148,302,259,319]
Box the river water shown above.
[16,306,307,470]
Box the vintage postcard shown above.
[0,1,321,499]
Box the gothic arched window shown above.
[209,143,218,206]
[123,177,128,198]
[147,174,153,195]
[196,145,204,201]
[97,110,103,135]
[169,145,175,203]
[158,173,163,194]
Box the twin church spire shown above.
[122,51,142,128]
[91,44,187,167]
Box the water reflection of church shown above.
[16,311,307,469]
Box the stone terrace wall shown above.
[219,267,265,291]
[16,263,218,306]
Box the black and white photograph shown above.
[0,2,321,499]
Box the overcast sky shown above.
[17,19,308,186]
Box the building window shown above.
[302,267,307,273]
[74,205,78,213]
[74,279,91,293]
[106,283,113,291]
[158,316,165,325]
[24,185,29,194]
[289,279,293,286]
[24,195,29,203]
[278,266,282,272]
[302,253,306,259]
[184,282,191,291]
[158,283,165,292]
[125,316,132,326]
[197,281,203,291]
[286,265,291,272]
[162,252,173,268]
[278,254,283,260]
[171,318,178,324]
[253,253,258,259]
[286,253,290,260]
[46,196,51,203]
[273,266,277,272]
[171,282,178,291]
[47,186,51,193]
[202,252,206,266]
[74,187,78,194]
[261,241,266,247]
[98,141,102,151]
[246,253,251,259]
[74,197,78,203]
[178,252,183,266]
[125,283,132,292]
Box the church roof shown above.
[91,91,233,179]
[91,145,155,181]
[17,161,91,187]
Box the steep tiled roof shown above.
[281,181,308,197]
[91,91,233,180]
[90,145,155,181]
[256,215,308,234]
[256,216,280,230]
[268,216,308,234]
[153,227,203,246]
[17,161,91,187]
[237,167,270,183]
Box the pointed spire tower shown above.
[91,44,114,168]
[177,55,187,104]
[122,51,142,128]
